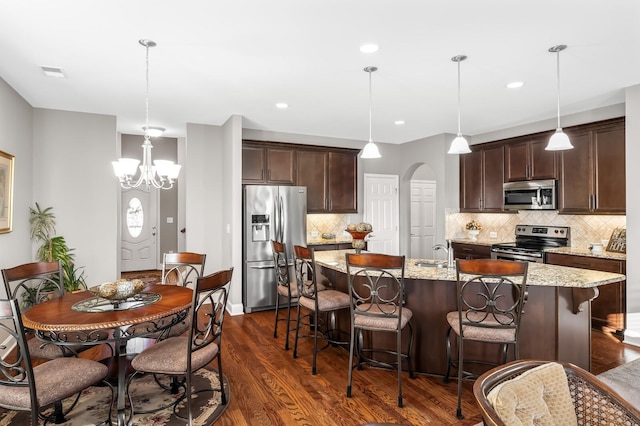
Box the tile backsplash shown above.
[307,214,351,239]
[446,210,626,250]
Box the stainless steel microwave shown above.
[503,179,557,211]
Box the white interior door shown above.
[410,180,436,259]
[121,187,158,272]
[363,174,399,255]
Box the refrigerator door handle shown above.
[273,196,279,242]
[248,264,276,270]
[278,195,284,242]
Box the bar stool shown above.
[345,253,414,408]
[292,245,351,375]
[272,240,297,350]
[444,258,529,419]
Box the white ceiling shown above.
[1,0,639,145]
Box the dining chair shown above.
[444,258,529,419]
[272,240,298,350]
[127,267,233,423]
[292,245,350,375]
[0,297,112,425]
[345,253,414,408]
[474,359,640,425]
[1,260,109,359]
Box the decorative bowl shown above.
[89,279,146,300]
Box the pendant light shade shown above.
[361,66,381,159]
[546,44,573,151]
[448,55,471,154]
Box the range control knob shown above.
[554,229,559,233]
[560,229,565,234]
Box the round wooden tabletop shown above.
[22,284,193,332]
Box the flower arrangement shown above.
[465,220,482,231]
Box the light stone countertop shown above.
[307,237,352,246]
[544,246,626,261]
[314,250,625,289]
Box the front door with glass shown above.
[120,187,158,271]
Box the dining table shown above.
[21,283,193,426]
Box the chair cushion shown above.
[131,336,219,375]
[277,283,298,298]
[446,311,516,342]
[0,358,108,410]
[354,304,413,331]
[299,290,351,312]
[487,362,578,426]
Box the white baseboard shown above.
[226,301,244,316]
[0,335,16,359]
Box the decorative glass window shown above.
[126,197,144,238]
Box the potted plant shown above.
[29,203,87,293]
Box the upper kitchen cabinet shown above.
[460,143,505,212]
[242,142,295,185]
[558,118,625,214]
[504,135,556,182]
[296,148,358,213]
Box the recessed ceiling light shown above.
[41,66,65,78]
[394,120,405,125]
[360,44,379,53]
[507,81,524,89]
[275,103,288,109]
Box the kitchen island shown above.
[314,250,625,374]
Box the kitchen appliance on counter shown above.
[491,225,570,263]
[503,179,557,211]
[243,185,307,313]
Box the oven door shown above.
[491,247,544,263]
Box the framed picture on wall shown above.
[0,150,14,233]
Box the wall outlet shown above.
[311,230,319,237]
[490,231,498,239]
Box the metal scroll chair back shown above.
[445,258,529,419]
[2,261,64,309]
[345,253,414,408]
[0,298,111,425]
[272,240,297,350]
[161,252,206,288]
[129,267,233,424]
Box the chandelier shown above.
[112,39,181,190]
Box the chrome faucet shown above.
[433,240,455,269]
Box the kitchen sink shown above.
[414,261,447,268]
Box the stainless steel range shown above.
[491,225,570,263]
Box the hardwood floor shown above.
[79,271,640,424]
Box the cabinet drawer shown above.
[545,253,624,273]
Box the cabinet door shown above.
[460,150,482,211]
[451,243,491,260]
[482,145,505,211]
[529,138,556,180]
[558,131,592,213]
[296,150,328,212]
[504,141,529,182]
[266,147,295,184]
[593,125,625,213]
[328,151,357,213]
[242,145,265,183]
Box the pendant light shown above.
[112,39,182,189]
[361,66,381,159]
[448,55,471,154]
[546,44,573,151]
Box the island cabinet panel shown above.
[546,252,626,336]
[310,242,353,252]
[296,149,328,211]
[558,117,625,214]
[451,242,491,260]
[242,142,295,185]
[460,143,504,212]
[504,136,556,182]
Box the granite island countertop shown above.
[314,250,625,288]
[544,246,626,261]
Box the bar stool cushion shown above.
[131,336,219,375]
[446,311,517,342]
[486,362,577,425]
[354,304,413,331]
[299,289,350,312]
[277,283,298,298]
[0,358,108,410]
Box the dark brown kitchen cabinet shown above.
[311,242,356,252]
[296,150,328,211]
[504,136,556,182]
[460,143,504,212]
[327,151,357,212]
[242,143,295,185]
[451,242,492,260]
[545,252,625,336]
[558,117,625,214]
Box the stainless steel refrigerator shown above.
[243,185,307,313]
